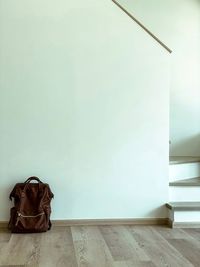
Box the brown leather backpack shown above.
[8,176,54,233]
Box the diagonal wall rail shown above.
[111,0,172,53]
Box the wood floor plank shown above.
[157,227,200,267]
[0,233,41,266]
[166,239,200,267]
[126,262,156,267]
[113,262,128,267]
[0,229,11,266]
[127,226,194,267]
[1,225,200,267]
[71,226,115,267]
[38,226,78,267]
[0,229,11,243]
[183,228,200,242]
[157,226,200,250]
[153,226,186,239]
[99,225,150,262]
[156,225,200,242]
[114,260,157,267]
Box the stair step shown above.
[166,202,200,228]
[169,156,200,165]
[169,177,200,186]
[168,157,200,227]
[169,161,200,181]
[166,202,200,211]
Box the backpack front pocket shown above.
[14,211,48,233]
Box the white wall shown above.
[119,0,200,156]
[0,0,170,220]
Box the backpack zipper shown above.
[15,212,45,226]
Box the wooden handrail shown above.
[111,0,172,53]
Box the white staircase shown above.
[167,156,200,228]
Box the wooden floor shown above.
[0,225,200,266]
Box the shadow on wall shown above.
[1,184,14,220]
[146,205,167,218]
[170,134,200,156]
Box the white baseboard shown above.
[52,218,168,226]
[0,221,7,228]
[0,218,168,228]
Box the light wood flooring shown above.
[1,225,200,266]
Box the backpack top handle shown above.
[22,177,43,198]
[24,176,43,184]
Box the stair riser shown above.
[169,162,200,182]
[168,209,200,223]
[169,187,200,201]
